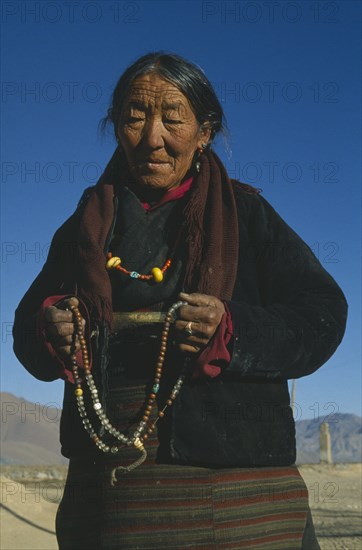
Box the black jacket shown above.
[13,182,348,466]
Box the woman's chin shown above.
[132,174,180,191]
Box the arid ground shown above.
[1,463,361,549]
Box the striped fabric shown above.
[97,383,309,549]
[56,382,309,549]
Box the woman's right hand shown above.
[44,297,85,359]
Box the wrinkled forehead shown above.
[124,75,191,110]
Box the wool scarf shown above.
[50,149,241,327]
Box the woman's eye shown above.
[126,117,144,123]
[164,118,182,125]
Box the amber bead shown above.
[106,256,121,269]
[151,267,163,282]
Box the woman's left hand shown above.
[174,292,225,353]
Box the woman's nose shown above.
[142,117,164,148]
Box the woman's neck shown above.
[128,179,170,204]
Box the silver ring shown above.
[184,321,193,336]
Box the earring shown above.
[195,161,201,173]
[198,143,208,154]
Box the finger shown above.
[57,297,80,310]
[47,331,80,348]
[175,318,201,333]
[177,342,202,354]
[44,306,73,323]
[46,322,76,339]
[57,342,81,358]
[49,334,76,349]
[179,292,221,308]
[177,305,221,327]
[53,331,81,348]
[174,319,215,340]
[174,326,208,344]
[45,297,80,321]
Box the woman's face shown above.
[117,73,210,191]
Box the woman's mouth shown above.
[139,160,170,171]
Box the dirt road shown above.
[299,464,361,550]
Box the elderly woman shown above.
[13,52,347,549]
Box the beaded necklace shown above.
[70,300,189,485]
[105,222,185,283]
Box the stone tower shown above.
[320,422,333,464]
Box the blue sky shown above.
[1,0,361,420]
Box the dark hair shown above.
[101,52,226,145]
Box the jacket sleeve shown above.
[12,189,94,382]
[13,264,72,382]
[226,193,348,380]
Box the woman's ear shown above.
[198,123,212,149]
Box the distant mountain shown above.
[0,392,67,465]
[1,393,361,465]
[296,413,361,464]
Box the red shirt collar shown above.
[141,177,193,211]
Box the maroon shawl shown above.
[50,149,243,327]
